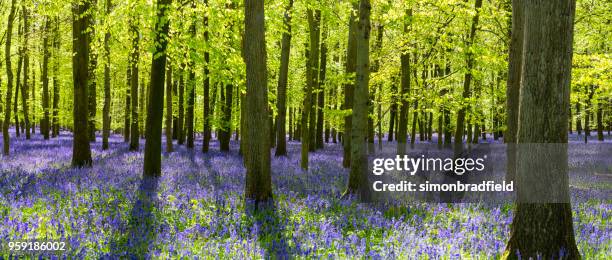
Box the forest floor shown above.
[0,128,610,258]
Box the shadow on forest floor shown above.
[108,176,160,258]
[246,200,292,259]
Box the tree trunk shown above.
[342,3,358,168]
[274,0,293,156]
[316,27,327,150]
[597,98,604,141]
[219,84,233,151]
[2,0,17,155]
[52,17,61,137]
[505,1,580,258]
[143,0,172,177]
[307,11,321,153]
[124,65,131,142]
[129,18,140,151]
[102,0,112,150]
[388,83,397,142]
[41,17,50,140]
[396,9,411,155]
[575,102,582,134]
[71,0,93,166]
[243,0,272,204]
[88,0,98,142]
[177,72,184,144]
[454,0,482,158]
[202,0,211,153]
[165,63,173,152]
[14,13,23,138]
[344,0,371,201]
[185,11,196,149]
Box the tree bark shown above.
[185,9,196,149]
[177,72,184,144]
[505,1,580,258]
[505,0,523,181]
[71,0,93,166]
[219,84,233,151]
[143,0,172,177]
[243,0,272,204]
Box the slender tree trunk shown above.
[129,18,140,151]
[342,3,358,168]
[177,72,184,144]
[165,64,173,153]
[52,17,60,137]
[2,0,17,155]
[71,0,93,166]
[505,1,580,258]
[185,10,196,149]
[143,0,172,177]
[14,14,23,138]
[101,0,112,150]
[41,17,51,140]
[219,84,233,151]
[21,7,31,140]
[396,9,411,155]
[454,0,482,157]
[575,102,582,134]
[202,0,211,153]
[88,0,98,142]
[316,27,327,150]
[124,66,131,142]
[243,0,272,204]
[388,83,397,142]
[344,0,371,201]
[597,98,604,141]
[274,0,293,156]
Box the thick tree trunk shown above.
[453,0,482,158]
[344,0,371,201]
[342,3,358,168]
[143,0,172,177]
[2,0,17,155]
[71,0,93,166]
[274,0,293,156]
[129,19,140,151]
[307,11,321,153]
[505,1,580,259]
[396,9,411,155]
[243,0,272,204]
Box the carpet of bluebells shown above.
[0,128,610,258]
